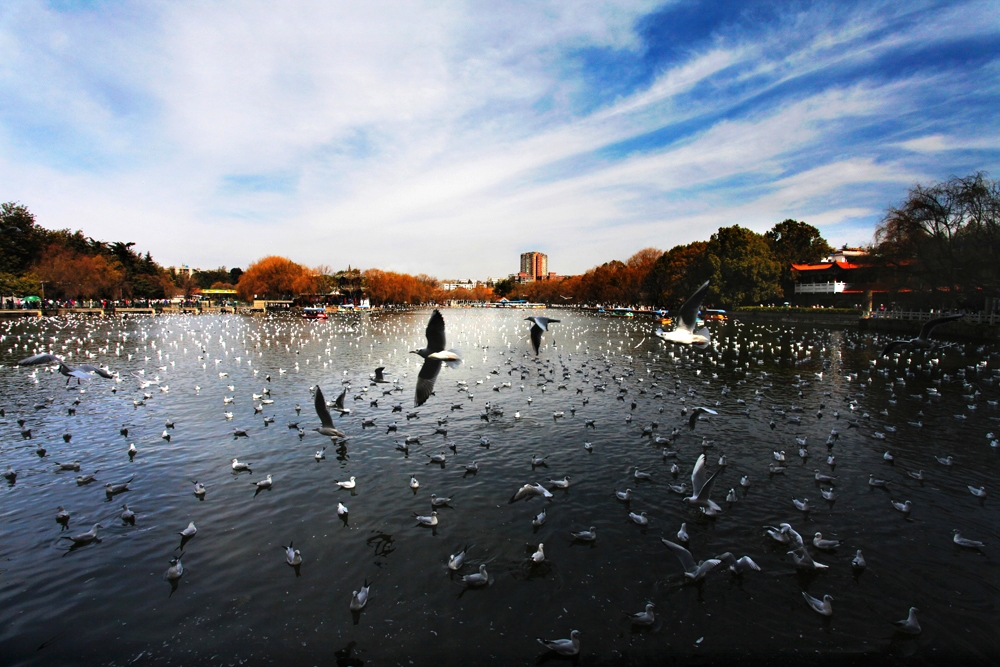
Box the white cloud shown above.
[0,0,997,278]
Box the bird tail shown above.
[443,349,463,368]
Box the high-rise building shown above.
[520,252,548,281]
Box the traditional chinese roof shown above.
[791,261,864,271]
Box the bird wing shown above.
[879,340,907,357]
[677,280,710,332]
[529,324,542,355]
[695,469,720,503]
[661,538,697,572]
[508,485,532,503]
[425,310,446,353]
[415,358,442,407]
[917,314,963,341]
[76,364,113,378]
[691,454,708,495]
[738,556,761,572]
[335,387,347,410]
[717,552,737,568]
[17,353,62,366]
[374,367,385,381]
[314,386,335,427]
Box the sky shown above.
[1,1,998,280]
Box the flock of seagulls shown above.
[0,280,996,662]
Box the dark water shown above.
[0,310,997,666]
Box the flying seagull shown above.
[655,280,711,349]
[525,316,560,355]
[412,310,461,407]
[880,314,963,357]
[313,386,346,438]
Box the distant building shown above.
[169,265,198,278]
[520,252,548,281]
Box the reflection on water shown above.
[0,310,997,665]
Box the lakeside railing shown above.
[866,309,1000,325]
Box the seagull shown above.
[336,476,356,490]
[350,580,370,610]
[331,387,351,416]
[629,511,649,526]
[968,485,987,498]
[935,455,954,466]
[677,522,689,543]
[628,603,656,626]
[852,550,867,571]
[412,310,462,407]
[179,521,197,538]
[531,543,545,563]
[893,607,921,635]
[570,526,597,542]
[802,591,834,616]
[414,511,438,526]
[61,523,102,545]
[312,386,346,438]
[548,476,571,489]
[661,538,721,581]
[164,555,184,582]
[952,530,985,548]
[283,541,302,566]
[526,316,560,355]
[655,280,711,349]
[892,499,913,516]
[717,552,761,574]
[509,483,553,503]
[314,447,326,461]
[683,454,721,512]
[536,630,580,656]
[688,406,718,430]
[615,488,632,502]
[813,532,841,550]
[793,498,810,513]
[868,474,889,488]
[788,547,829,570]
[880,314,963,357]
[462,564,489,587]
[231,458,252,472]
[252,473,273,491]
[532,509,546,528]
[448,545,471,570]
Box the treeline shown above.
[501,219,831,309]
[235,257,494,304]
[0,203,175,300]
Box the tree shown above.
[765,219,833,299]
[703,226,782,308]
[873,172,1000,307]
[236,256,319,301]
[1,203,46,275]
[493,277,516,298]
[642,241,710,307]
[33,244,125,300]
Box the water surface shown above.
[0,310,997,666]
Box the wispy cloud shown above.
[0,0,997,278]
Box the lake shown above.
[0,309,997,666]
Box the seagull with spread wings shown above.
[412,310,461,407]
[879,314,963,357]
[655,280,711,349]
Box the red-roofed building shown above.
[791,249,877,307]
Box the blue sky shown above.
[1,1,998,279]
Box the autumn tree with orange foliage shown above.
[34,244,125,300]
[236,256,319,301]
[363,269,441,305]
